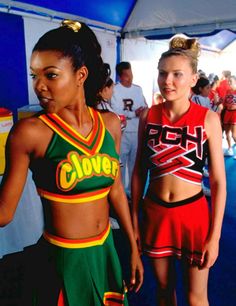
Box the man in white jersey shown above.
[111,62,147,198]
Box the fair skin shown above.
[132,55,226,306]
[0,50,143,291]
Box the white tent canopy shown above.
[124,0,236,39]
[120,0,236,104]
[1,0,236,109]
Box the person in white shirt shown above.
[111,62,147,198]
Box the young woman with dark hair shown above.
[0,20,143,305]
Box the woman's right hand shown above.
[128,245,144,292]
[133,216,142,254]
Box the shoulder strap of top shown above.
[146,104,162,125]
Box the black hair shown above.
[192,77,210,95]
[102,63,111,84]
[103,63,113,86]
[104,77,114,88]
[213,75,219,82]
[116,61,131,77]
[32,21,106,107]
[96,63,114,103]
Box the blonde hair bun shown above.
[170,36,200,57]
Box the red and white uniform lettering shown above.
[145,102,209,185]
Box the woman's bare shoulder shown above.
[11,115,47,138]
[100,111,120,131]
[7,115,52,153]
[99,111,121,149]
[205,110,222,138]
[205,109,221,127]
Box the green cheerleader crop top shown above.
[30,107,119,203]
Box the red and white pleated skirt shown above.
[141,191,210,266]
[223,109,236,125]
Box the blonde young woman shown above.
[132,37,226,306]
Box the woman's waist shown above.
[43,222,111,249]
[225,106,236,111]
[43,199,110,239]
[147,178,202,203]
[145,189,204,207]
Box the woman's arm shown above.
[102,112,144,292]
[131,109,149,247]
[202,110,227,268]
[0,118,40,226]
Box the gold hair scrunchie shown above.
[170,37,188,50]
[61,20,82,32]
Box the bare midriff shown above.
[148,175,202,203]
[42,197,110,239]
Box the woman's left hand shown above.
[200,238,220,269]
[128,250,144,292]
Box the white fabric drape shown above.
[0,171,44,258]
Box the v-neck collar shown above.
[39,107,105,156]
[52,107,95,141]
[162,102,192,125]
